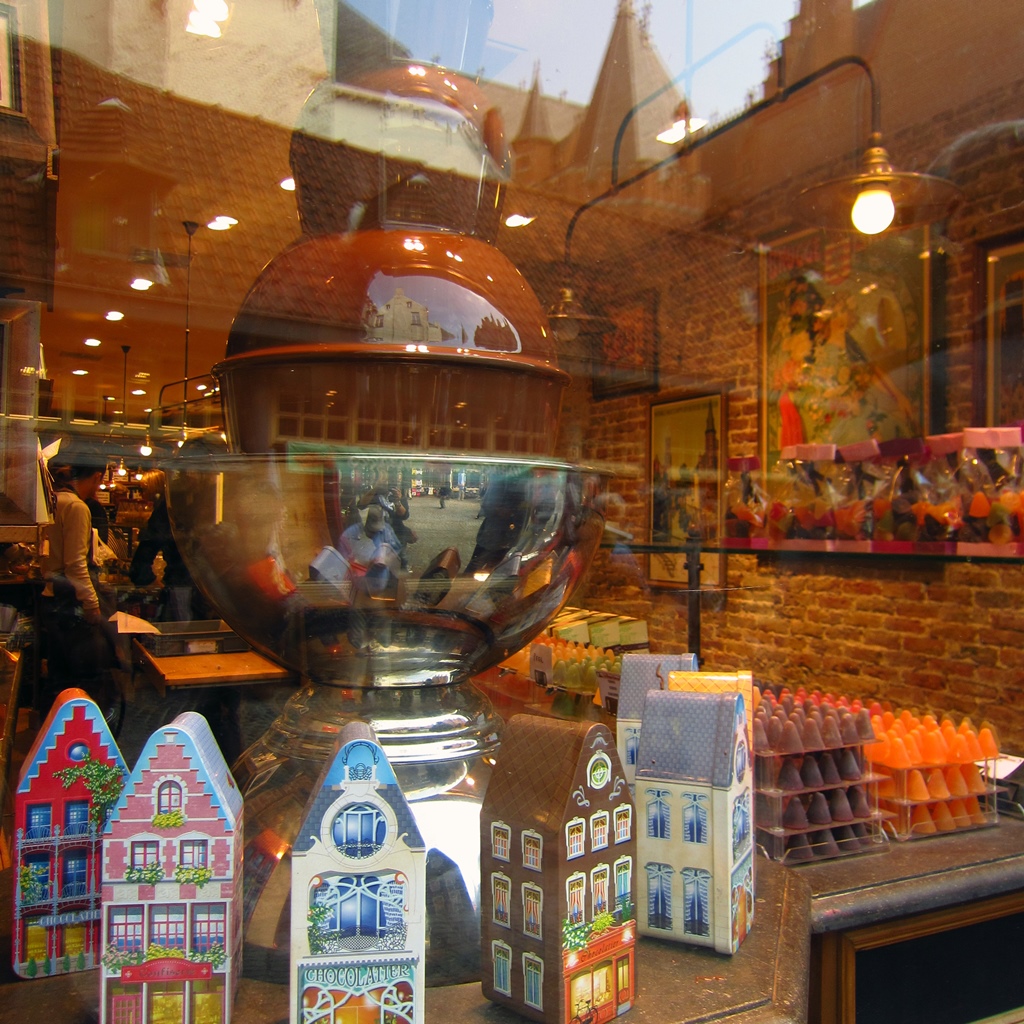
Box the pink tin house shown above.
[100,712,243,1024]
[13,688,128,978]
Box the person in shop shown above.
[39,456,122,727]
[129,492,212,622]
[338,505,402,649]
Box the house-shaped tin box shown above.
[634,689,754,954]
[13,688,128,978]
[100,712,243,1024]
[615,653,697,791]
[481,714,637,1024]
[290,722,426,1024]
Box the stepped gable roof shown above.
[484,715,615,834]
[616,652,697,720]
[571,0,682,182]
[107,711,242,830]
[635,689,740,789]
[293,722,424,855]
[514,65,555,143]
[18,687,128,791]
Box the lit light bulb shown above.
[851,187,895,234]
[139,443,153,457]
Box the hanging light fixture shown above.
[798,131,960,234]
[546,286,615,344]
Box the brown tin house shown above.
[481,715,637,1024]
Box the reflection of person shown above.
[340,506,401,576]
[129,493,211,621]
[358,470,416,569]
[464,472,528,575]
[39,458,118,717]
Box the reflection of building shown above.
[635,690,753,955]
[13,690,127,978]
[100,712,243,1024]
[364,288,442,344]
[290,723,425,1024]
[481,715,636,1024]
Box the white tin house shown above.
[290,722,426,1024]
[615,653,697,791]
[634,689,754,955]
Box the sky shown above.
[483,0,801,123]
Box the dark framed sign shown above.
[648,391,725,588]
[985,237,1024,425]
[760,228,930,470]
[592,288,658,400]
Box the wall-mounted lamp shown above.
[546,287,615,344]
[562,55,961,284]
[797,130,960,234]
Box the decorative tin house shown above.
[615,652,697,791]
[100,712,243,1024]
[290,722,426,1024]
[13,688,128,978]
[481,715,637,1024]
[635,689,754,954]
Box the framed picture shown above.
[760,228,930,469]
[985,237,1024,425]
[648,391,725,588]
[0,4,20,113]
[591,288,658,399]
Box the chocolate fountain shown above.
[165,35,607,986]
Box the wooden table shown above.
[132,640,294,696]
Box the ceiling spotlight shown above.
[207,215,238,231]
[72,369,89,376]
[279,177,296,191]
[84,337,101,347]
[132,388,146,396]
[504,214,535,228]
[131,277,154,291]
[105,311,124,321]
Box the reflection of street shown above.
[400,494,484,575]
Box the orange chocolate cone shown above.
[948,799,971,829]
[964,796,989,825]
[922,730,948,765]
[902,732,923,767]
[887,735,913,769]
[926,769,951,800]
[947,734,972,764]
[911,804,937,835]
[933,801,956,832]
[961,763,986,795]
[907,769,930,802]
[978,726,1000,758]
[964,730,984,761]
[944,766,969,797]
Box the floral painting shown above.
[592,289,658,399]
[760,229,928,467]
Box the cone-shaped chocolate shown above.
[818,751,842,786]
[801,717,825,751]
[800,755,824,789]
[856,709,875,741]
[753,717,770,753]
[810,829,841,859]
[847,785,871,819]
[807,791,832,825]
[785,832,814,863]
[779,720,804,754]
[821,715,844,749]
[777,759,804,791]
[840,713,861,745]
[833,824,860,852]
[828,787,854,822]
[837,747,862,781]
[782,796,809,829]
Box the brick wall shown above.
[556,59,1024,751]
